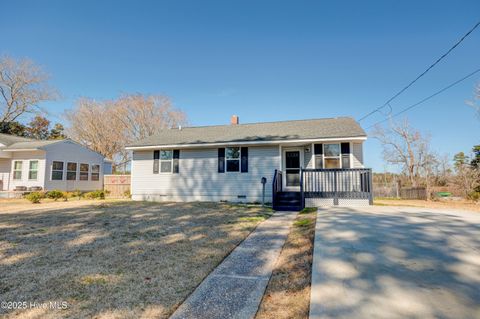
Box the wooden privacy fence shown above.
[400,187,427,200]
[373,183,427,200]
[104,175,131,198]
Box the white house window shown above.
[160,150,173,173]
[324,143,341,169]
[13,161,22,180]
[29,160,38,180]
[91,164,100,181]
[67,162,77,180]
[226,147,240,172]
[80,164,89,181]
[52,161,64,180]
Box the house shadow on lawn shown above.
[0,201,271,319]
[309,206,480,319]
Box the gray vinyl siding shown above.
[352,142,364,168]
[303,144,314,169]
[43,140,105,191]
[131,145,280,202]
[0,158,11,190]
[7,151,46,191]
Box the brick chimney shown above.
[230,115,239,125]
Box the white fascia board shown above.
[125,136,367,150]
[2,148,41,152]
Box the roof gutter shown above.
[125,136,367,150]
[1,148,42,152]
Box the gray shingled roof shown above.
[3,139,63,150]
[0,133,65,150]
[128,117,366,147]
[0,133,34,146]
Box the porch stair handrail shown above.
[272,169,283,209]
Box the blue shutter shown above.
[153,150,159,174]
[241,147,248,173]
[173,150,180,173]
[218,148,225,173]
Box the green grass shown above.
[294,219,312,227]
[239,216,268,222]
[299,207,317,214]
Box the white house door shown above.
[283,149,302,191]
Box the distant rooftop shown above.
[0,133,63,150]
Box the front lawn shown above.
[0,201,272,318]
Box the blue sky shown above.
[1,0,479,171]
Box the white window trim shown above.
[225,146,241,173]
[91,164,101,181]
[159,150,173,174]
[323,143,342,169]
[51,161,64,181]
[66,162,78,181]
[79,163,90,181]
[28,160,39,181]
[13,160,23,180]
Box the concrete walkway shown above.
[170,210,298,319]
[310,206,480,319]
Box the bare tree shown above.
[466,82,480,118]
[372,119,436,187]
[65,94,187,164]
[64,98,123,161]
[452,160,480,199]
[0,56,56,126]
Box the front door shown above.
[284,150,301,191]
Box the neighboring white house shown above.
[126,116,371,208]
[0,133,111,192]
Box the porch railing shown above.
[301,168,373,205]
[272,169,283,208]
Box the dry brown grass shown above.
[0,200,273,318]
[0,197,125,214]
[255,210,317,319]
[375,198,480,212]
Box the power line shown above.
[358,20,480,122]
[366,67,480,129]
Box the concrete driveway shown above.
[310,206,480,319]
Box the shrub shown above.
[71,189,83,199]
[25,192,44,204]
[46,190,64,201]
[123,189,131,198]
[467,191,480,201]
[84,190,107,200]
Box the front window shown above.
[91,164,100,181]
[324,144,341,169]
[80,164,89,181]
[29,160,38,180]
[13,161,22,180]
[52,161,64,180]
[226,147,240,172]
[67,162,77,180]
[160,150,173,173]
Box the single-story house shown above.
[126,116,372,209]
[0,133,111,192]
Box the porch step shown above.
[274,205,302,211]
[276,192,301,199]
[274,192,302,211]
[276,199,301,205]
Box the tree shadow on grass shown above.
[0,201,271,318]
